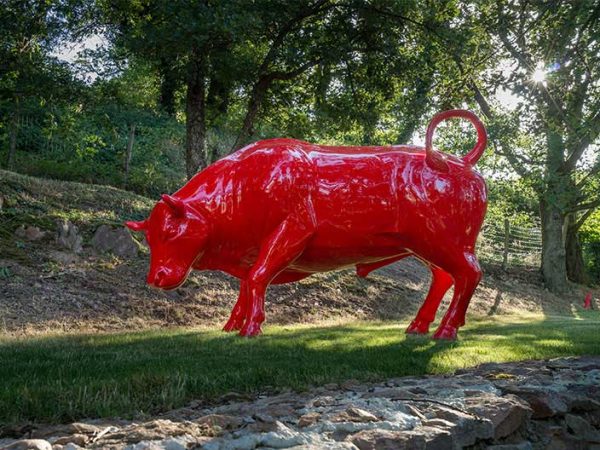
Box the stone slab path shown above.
[2,357,600,450]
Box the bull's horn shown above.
[161,194,186,217]
[125,220,147,231]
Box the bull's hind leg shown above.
[240,214,316,337]
[355,253,411,278]
[223,281,248,332]
[406,265,453,335]
[433,252,482,340]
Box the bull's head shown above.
[125,194,210,290]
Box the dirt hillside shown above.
[0,170,596,335]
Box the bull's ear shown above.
[161,194,186,217]
[125,220,147,232]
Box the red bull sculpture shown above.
[126,109,488,340]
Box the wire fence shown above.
[478,218,542,268]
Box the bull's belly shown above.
[289,236,408,273]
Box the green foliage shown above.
[581,210,600,283]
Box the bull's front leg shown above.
[223,281,248,332]
[240,214,315,337]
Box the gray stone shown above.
[34,422,100,439]
[431,405,494,447]
[465,394,531,439]
[298,412,321,428]
[313,396,336,407]
[503,388,567,419]
[56,220,83,253]
[349,429,422,450]
[564,413,600,442]
[486,442,532,450]
[91,225,138,258]
[14,225,46,241]
[3,439,52,450]
[196,414,244,431]
[49,434,88,446]
[48,250,78,265]
[347,428,452,450]
[332,407,379,423]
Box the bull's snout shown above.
[147,267,176,289]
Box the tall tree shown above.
[0,0,79,168]
[448,0,600,293]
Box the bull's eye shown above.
[163,222,184,242]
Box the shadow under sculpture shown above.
[126,109,488,340]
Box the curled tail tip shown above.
[425,109,487,170]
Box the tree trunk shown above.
[159,59,178,116]
[231,77,270,151]
[123,124,136,188]
[6,95,20,170]
[185,50,207,179]
[565,213,589,284]
[540,197,569,293]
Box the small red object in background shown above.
[126,109,488,340]
[584,292,592,310]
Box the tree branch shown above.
[568,198,600,214]
[562,109,600,173]
[574,206,597,231]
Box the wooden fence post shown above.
[502,218,510,270]
[123,124,136,188]
[6,94,21,170]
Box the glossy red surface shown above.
[584,292,592,310]
[126,109,488,340]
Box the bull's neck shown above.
[174,159,234,217]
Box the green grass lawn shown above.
[1,312,599,425]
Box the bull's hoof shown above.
[433,324,458,340]
[239,322,262,337]
[223,316,244,332]
[406,319,430,335]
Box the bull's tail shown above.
[424,109,487,172]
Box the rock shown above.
[341,380,361,391]
[486,443,532,450]
[218,391,252,403]
[504,388,568,419]
[298,412,321,428]
[91,225,138,258]
[348,428,452,450]
[47,250,78,265]
[103,419,199,444]
[332,407,379,423]
[126,436,194,450]
[568,397,600,412]
[14,225,46,241]
[313,396,336,407]
[3,439,52,450]
[32,422,100,439]
[260,421,307,448]
[259,403,296,418]
[430,405,494,447]
[195,414,244,431]
[564,413,600,442]
[49,434,88,446]
[465,394,531,439]
[62,444,85,450]
[56,220,83,254]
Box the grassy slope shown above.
[1,312,600,425]
[0,169,153,239]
